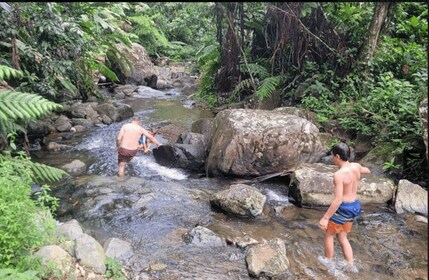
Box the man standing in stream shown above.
[318,141,370,271]
[116,116,161,177]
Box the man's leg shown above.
[324,231,335,260]
[337,232,353,265]
[118,161,126,177]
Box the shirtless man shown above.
[318,142,370,268]
[116,117,161,177]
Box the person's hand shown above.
[318,217,328,232]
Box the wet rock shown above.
[47,141,69,151]
[62,159,86,175]
[153,136,207,171]
[183,226,226,247]
[210,184,266,217]
[72,118,94,128]
[191,118,215,141]
[55,115,73,132]
[289,163,396,207]
[245,238,290,278]
[104,237,133,260]
[395,179,427,215]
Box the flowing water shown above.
[32,87,428,280]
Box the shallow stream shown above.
[32,87,428,280]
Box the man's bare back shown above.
[334,162,370,202]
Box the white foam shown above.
[265,189,289,203]
[317,255,350,279]
[135,156,188,180]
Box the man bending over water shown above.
[318,142,370,269]
[116,116,161,177]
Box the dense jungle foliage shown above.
[0,2,427,278]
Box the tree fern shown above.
[0,65,24,80]
[239,63,270,80]
[0,90,62,121]
[256,76,283,99]
[232,78,255,97]
[30,162,69,184]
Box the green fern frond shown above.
[239,63,270,80]
[0,119,25,136]
[232,78,254,96]
[0,90,62,121]
[256,76,283,99]
[0,65,24,81]
[0,154,68,184]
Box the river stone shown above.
[183,226,226,247]
[395,179,428,215]
[35,245,73,276]
[75,233,106,274]
[62,159,86,175]
[104,237,133,260]
[191,118,215,141]
[289,163,396,206]
[210,184,266,217]
[57,219,83,241]
[54,115,73,132]
[206,109,324,177]
[245,238,290,278]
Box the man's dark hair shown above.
[331,142,350,161]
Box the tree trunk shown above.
[357,2,392,72]
[214,2,241,105]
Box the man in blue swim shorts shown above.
[318,141,370,268]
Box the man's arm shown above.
[360,165,371,174]
[322,173,344,220]
[318,173,344,231]
[116,126,125,149]
[141,128,161,147]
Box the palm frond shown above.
[0,90,62,121]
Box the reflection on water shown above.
[32,90,427,280]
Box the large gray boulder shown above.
[112,43,156,85]
[395,179,428,215]
[245,238,290,278]
[95,102,134,122]
[210,184,266,217]
[206,109,324,177]
[289,163,396,206]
